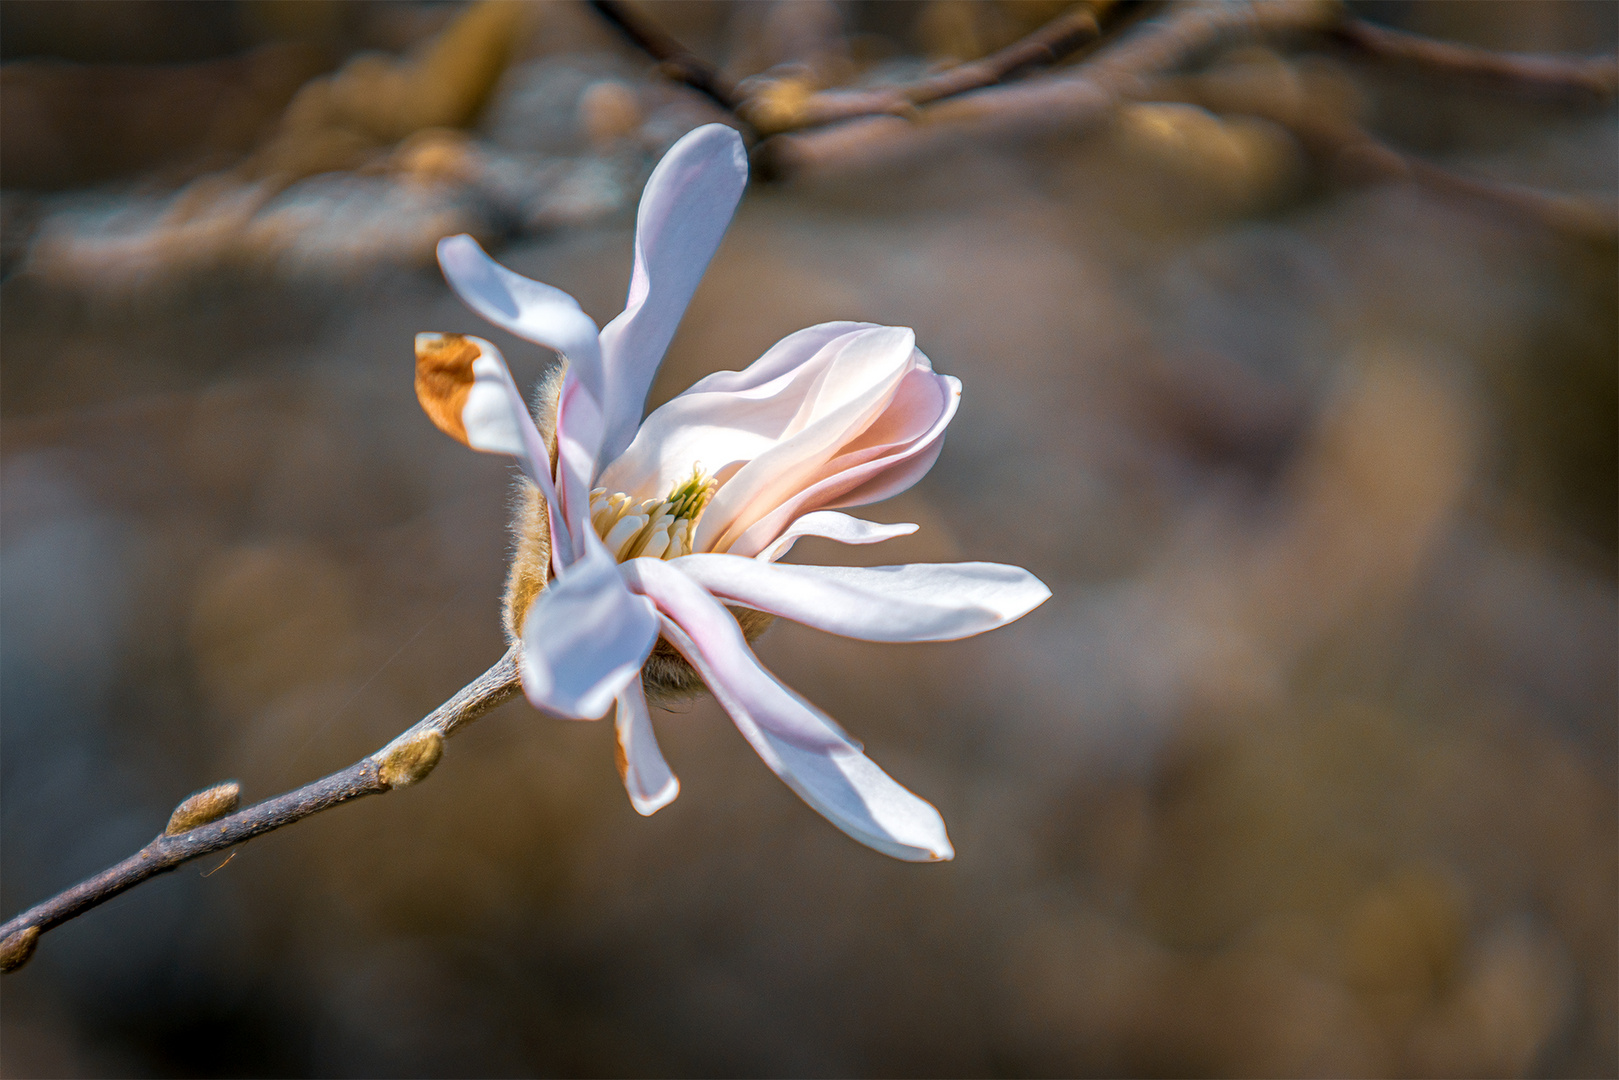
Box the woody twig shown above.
[0,646,523,974]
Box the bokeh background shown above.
[1,1,1614,1076]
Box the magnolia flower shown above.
[415,124,1048,861]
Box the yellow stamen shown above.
[589,466,717,563]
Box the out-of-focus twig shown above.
[588,0,1123,136]
[1332,17,1619,98]
[588,0,746,116]
[1315,121,1619,241]
[904,4,1107,107]
[747,4,1111,132]
[1146,63,1619,242]
[0,646,523,974]
[757,0,1342,178]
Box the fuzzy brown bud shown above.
[375,730,444,788]
[165,782,242,836]
[1,926,40,973]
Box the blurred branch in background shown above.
[594,0,1117,134]
[588,0,745,115]
[0,647,522,973]
[1331,15,1619,97]
[743,0,1617,196]
[5,0,1614,292]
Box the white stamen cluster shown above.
[589,466,717,562]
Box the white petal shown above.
[670,556,1052,642]
[438,234,609,568]
[822,374,961,510]
[615,680,679,815]
[437,234,604,398]
[678,321,879,396]
[620,558,856,751]
[597,124,749,465]
[757,511,918,562]
[553,372,607,568]
[520,533,659,720]
[696,326,920,553]
[726,372,959,558]
[595,322,881,504]
[442,336,571,546]
[655,614,953,862]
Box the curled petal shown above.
[677,321,880,397]
[756,511,918,563]
[697,326,921,554]
[727,372,959,558]
[620,558,855,752]
[615,679,679,815]
[521,533,659,720]
[597,124,749,465]
[596,322,878,503]
[821,373,960,509]
[655,614,953,862]
[672,556,1051,642]
[437,234,605,403]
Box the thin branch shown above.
[588,0,747,116]
[1141,65,1619,242]
[752,4,1110,132]
[0,645,523,973]
[902,5,1106,108]
[1308,119,1619,241]
[1332,16,1619,98]
[1397,153,1619,241]
[755,0,1342,179]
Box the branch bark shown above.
[588,0,747,116]
[1144,66,1619,241]
[900,4,1107,108]
[1332,16,1619,98]
[0,645,523,973]
[745,4,1112,133]
[1314,120,1619,241]
[755,0,1342,178]
[750,0,1619,180]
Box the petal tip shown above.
[629,777,680,817]
[436,232,478,262]
[415,331,483,446]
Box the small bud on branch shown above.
[0,646,522,973]
[0,927,40,974]
[165,782,242,836]
[375,730,445,788]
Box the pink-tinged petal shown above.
[521,532,659,720]
[727,374,960,558]
[756,511,918,563]
[680,321,878,396]
[697,326,921,553]
[437,234,605,403]
[596,322,875,502]
[620,558,855,752]
[824,428,948,510]
[553,372,605,567]
[655,614,953,862]
[597,124,749,465]
[615,679,679,815]
[672,556,1051,642]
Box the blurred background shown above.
[1,1,1614,1075]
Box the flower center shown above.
[589,465,717,562]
